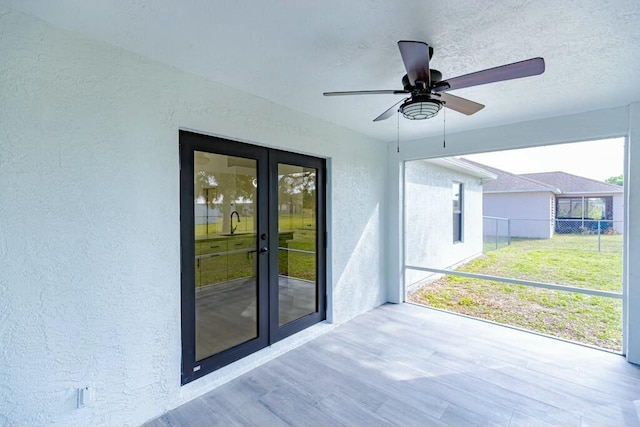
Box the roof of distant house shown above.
[459,159,623,195]
[459,159,560,194]
[520,171,623,194]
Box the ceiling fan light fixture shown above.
[399,98,443,120]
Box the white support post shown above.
[581,196,585,230]
[626,103,640,364]
[386,142,404,304]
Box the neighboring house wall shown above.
[0,10,388,427]
[519,171,624,235]
[483,192,555,238]
[404,160,485,289]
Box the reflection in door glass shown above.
[194,151,258,361]
[277,164,317,325]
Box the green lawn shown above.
[195,213,317,287]
[282,232,316,281]
[408,234,624,351]
[195,213,316,238]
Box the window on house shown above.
[556,197,611,220]
[453,182,463,242]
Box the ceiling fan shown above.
[323,41,545,122]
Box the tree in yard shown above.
[196,169,256,234]
[278,170,316,216]
[605,174,623,186]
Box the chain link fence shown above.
[483,217,623,253]
[555,219,615,235]
[483,216,511,252]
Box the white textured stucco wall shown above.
[404,160,484,288]
[483,192,555,239]
[0,9,388,427]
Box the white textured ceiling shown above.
[5,0,640,142]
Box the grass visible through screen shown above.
[408,234,623,351]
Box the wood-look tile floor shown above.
[195,277,316,360]
[145,303,640,426]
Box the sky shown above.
[461,138,625,182]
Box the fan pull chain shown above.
[397,109,400,153]
[443,105,446,148]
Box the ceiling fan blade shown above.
[323,90,408,96]
[437,93,484,115]
[398,41,431,87]
[373,99,406,122]
[432,57,545,93]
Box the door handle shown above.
[260,246,269,254]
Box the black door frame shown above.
[268,149,326,342]
[179,131,326,384]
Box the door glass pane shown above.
[277,164,317,325]
[194,151,258,361]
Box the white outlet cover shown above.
[77,386,93,408]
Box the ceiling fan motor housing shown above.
[402,70,443,91]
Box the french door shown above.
[180,131,326,384]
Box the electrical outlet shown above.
[77,385,94,408]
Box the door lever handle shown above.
[260,246,269,254]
